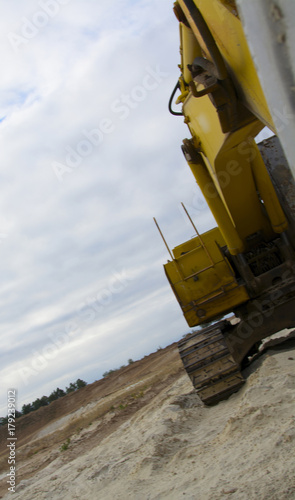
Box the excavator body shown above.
[159,0,295,404]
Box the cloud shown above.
[0,1,212,416]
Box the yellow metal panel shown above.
[178,0,274,130]
[165,1,288,329]
[182,79,286,246]
[186,154,245,255]
[172,227,224,258]
[179,22,202,84]
[164,227,250,326]
[182,285,249,327]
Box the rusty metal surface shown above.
[258,135,295,247]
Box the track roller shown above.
[178,321,244,405]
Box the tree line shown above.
[0,379,87,426]
[102,358,134,378]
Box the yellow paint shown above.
[179,22,202,84]
[177,0,275,130]
[164,228,249,327]
[163,1,288,328]
[177,0,288,250]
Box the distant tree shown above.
[48,388,65,402]
[128,359,134,365]
[55,388,65,399]
[40,395,49,407]
[0,410,22,423]
[31,398,43,411]
[22,403,33,415]
[0,416,8,426]
[48,391,58,403]
[103,369,116,377]
[66,382,76,394]
[9,380,87,421]
[75,379,87,389]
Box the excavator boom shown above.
[157,0,295,404]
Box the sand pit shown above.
[0,337,294,499]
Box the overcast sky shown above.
[0,0,218,416]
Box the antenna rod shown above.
[181,202,214,265]
[153,217,174,260]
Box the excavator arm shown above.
[157,0,295,405]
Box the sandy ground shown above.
[0,336,294,500]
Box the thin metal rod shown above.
[184,265,215,281]
[153,217,174,260]
[181,202,214,266]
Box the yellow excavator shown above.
[155,0,295,404]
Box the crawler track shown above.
[178,322,245,405]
